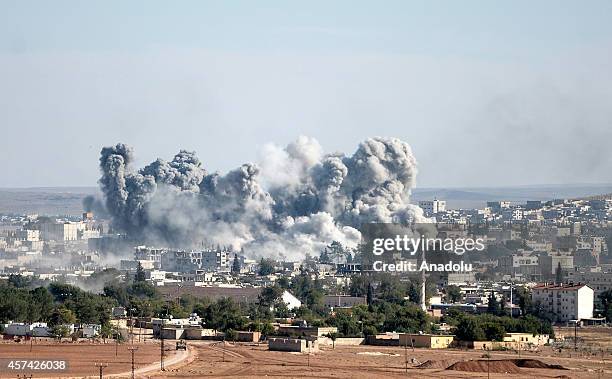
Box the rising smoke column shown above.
[97,137,426,259]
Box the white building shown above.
[487,201,511,213]
[81,324,101,338]
[281,290,302,310]
[499,251,541,281]
[39,221,79,241]
[419,199,446,216]
[15,229,40,242]
[531,283,594,322]
[565,268,612,305]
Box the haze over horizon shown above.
[2,1,612,188]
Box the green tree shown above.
[50,325,71,340]
[135,261,146,282]
[277,276,290,289]
[258,258,275,276]
[261,322,275,337]
[232,253,241,274]
[446,285,462,303]
[454,317,486,341]
[381,304,430,333]
[379,276,406,304]
[349,275,369,297]
[225,328,237,341]
[258,285,284,308]
[327,309,362,337]
[104,282,130,307]
[327,332,339,349]
[30,287,54,321]
[49,307,76,326]
[100,323,114,342]
[599,289,612,322]
[483,322,506,341]
[202,298,248,332]
[487,293,500,315]
[555,262,564,284]
[8,274,31,288]
[515,287,531,316]
[407,282,420,305]
[366,283,373,306]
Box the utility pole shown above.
[404,340,408,374]
[420,247,426,312]
[222,339,226,362]
[127,346,139,379]
[509,282,513,318]
[115,319,119,357]
[160,314,166,371]
[138,315,142,343]
[569,320,579,352]
[94,362,108,379]
[128,306,136,345]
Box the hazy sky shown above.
[1,1,612,188]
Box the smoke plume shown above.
[97,137,426,259]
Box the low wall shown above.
[365,335,399,346]
[457,340,538,351]
[268,337,318,352]
[236,331,261,342]
[318,337,364,346]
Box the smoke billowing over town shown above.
[3,3,612,377]
[98,136,427,258]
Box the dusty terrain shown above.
[556,326,612,350]
[151,341,611,379]
[1,327,610,378]
[0,340,179,378]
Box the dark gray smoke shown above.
[98,137,426,259]
[82,195,109,219]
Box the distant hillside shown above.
[0,187,99,216]
[413,183,612,209]
[1,183,611,216]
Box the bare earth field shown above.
[556,326,612,349]
[1,328,611,378]
[152,341,612,379]
[0,340,181,378]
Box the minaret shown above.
[420,245,426,311]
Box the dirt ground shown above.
[0,340,176,378]
[152,341,612,379]
[556,326,612,350]
[2,327,611,378]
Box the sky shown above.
[1,0,612,188]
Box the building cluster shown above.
[0,213,106,283]
[421,198,612,225]
[416,196,612,323]
[1,194,611,338]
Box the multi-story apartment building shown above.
[38,221,80,241]
[531,283,593,322]
[161,250,202,272]
[539,251,574,280]
[201,249,231,272]
[499,251,541,281]
[418,199,446,216]
[565,268,612,306]
[134,246,165,268]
